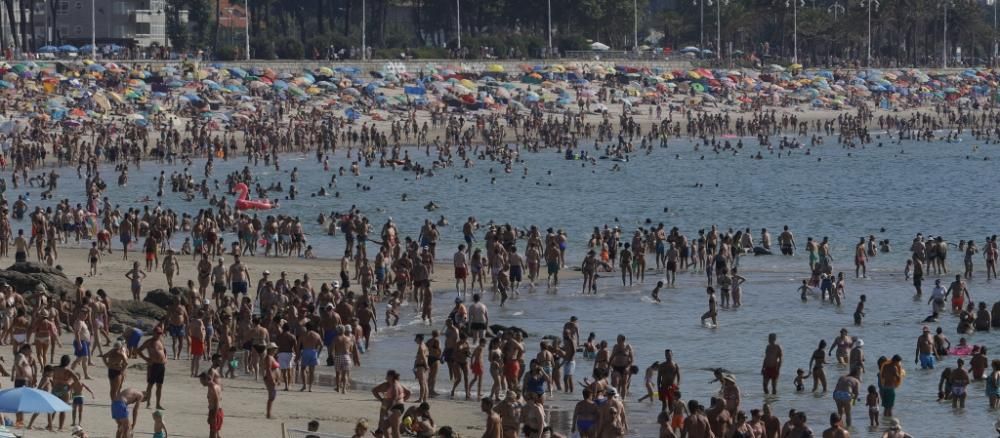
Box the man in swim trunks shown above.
[945,274,971,312]
[227,255,251,298]
[298,322,322,392]
[166,298,188,361]
[915,326,938,370]
[762,333,783,395]
[188,309,206,377]
[879,355,904,418]
[454,245,468,296]
[201,371,223,438]
[112,387,145,438]
[137,326,167,409]
[949,358,970,408]
[656,349,681,412]
[572,389,599,438]
[276,323,297,391]
[332,325,354,393]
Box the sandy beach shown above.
[0,246,563,438]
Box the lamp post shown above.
[547,0,552,53]
[245,0,251,60]
[696,0,704,51]
[859,0,878,67]
[694,0,729,59]
[786,0,803,63]
[361,0,366,59]
[633,0,638,51]
[90,0,96,58]
[941,0,953,68]
[715,0,728,60]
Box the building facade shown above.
[31,0,172,48]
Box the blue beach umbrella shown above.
[0,387,71,413]
[58,45,78,52]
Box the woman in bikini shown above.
[371,370,411,438]
[487,338,505,400]
[8,308,30,355]
[469,338,485,400]
[810,340,829,392]
[30,310,60,366]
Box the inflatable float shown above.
[233,183,273,210]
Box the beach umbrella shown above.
[0,80,13,90]
[37,45,57,53]
[590,42,610,51]
[486,64,504,73]
[0,387,70,414]
[316,67,334,76]
[79,44,96,53]
[0,120,24,134]
[87,64,105,73]
[58,45,78,53]
[679,46,700,54]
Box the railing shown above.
[565,50,677,60]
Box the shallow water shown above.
[19,137,1000,436]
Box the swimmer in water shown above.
[651,281,663,303]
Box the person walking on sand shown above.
[454,245,468,296]
[125,262,146,301]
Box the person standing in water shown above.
[700,287,718,327]
[762,333,783,395]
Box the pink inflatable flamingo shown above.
[233,183,273,210]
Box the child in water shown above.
[794,368,810,392]
[798,280,813,302]
[637,362,660,402]
[854,295,867,325]
[866,385,880,426]
[651,281,663,303]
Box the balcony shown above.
[133,9,155,23]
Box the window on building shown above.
[34,2,46,14]
[75,1,82,9]
[58,1,69,15]
[74,25,82,36]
